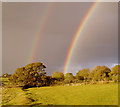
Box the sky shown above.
[2,2,118,75]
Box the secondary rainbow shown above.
[63,1,99,74]
[28,3,54,63]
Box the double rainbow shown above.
[28,2,99,74]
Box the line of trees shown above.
[3,62,119,89]
[52,65,119,84]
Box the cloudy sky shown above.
[2,2,118,75]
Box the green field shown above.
[2,83,118,105]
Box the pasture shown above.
[2,83,118,105]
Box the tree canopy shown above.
[8,63,119,88]
[76,69,90,81]
[91,66,111,81]
[52,71,64,81]
[64,73,74,83]
[10,62,47,88]
[109,65,120,82]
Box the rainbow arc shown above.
[63,1,99,74]
[28,3,54,63]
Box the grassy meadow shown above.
[2,83,118,105]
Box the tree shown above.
[10,62,47,88]
[109,65,120,82]
[25,62,46,76]
[64,73,74,83]
[76,69,90,81]
[52,71,64,81]
[91,66,111,81]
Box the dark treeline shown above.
[2,62,119,89]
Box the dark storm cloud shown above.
[2,2,118,75]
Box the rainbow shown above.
[28,3,54,63]
[63,1,99,74]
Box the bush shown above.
[64,79,72,84]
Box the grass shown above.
[2,88,32,105]
[2,83,118,105]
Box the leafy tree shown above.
[76,69,90,81]
[91,66,111,81]
[52,71,64,81]
[10,62,47,88]
[109,65,120,82]
[64,73,74,83]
